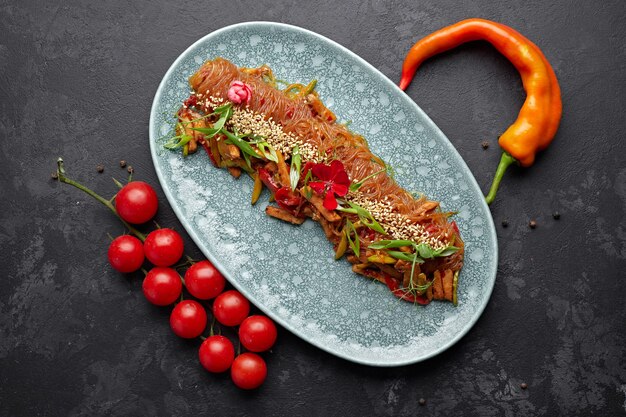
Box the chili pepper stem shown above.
[485,152,516,205]
[56,158,147,241]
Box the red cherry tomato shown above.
[107,235,144,273]
[212,290,250,327]
[115,181,158,224]
[199,335,235,373]
[238,315,277,352]
[184,260,225,300]
[170,300,207,338]
[144,228,184,267]
[142,267,182,306]
[231,353,267,390]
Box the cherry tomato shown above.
[238,315,277,352]
[142,267,182,306]
[231,353,267,390]
[212,290,250,327]
[184,260,225,300]
[144,228,184,267]
[170,300,207,338]
[107,235,144,273]
[115,181,158,224]
[198,335,235,373]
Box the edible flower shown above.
[309,160,350,210]
[227,80,252,105]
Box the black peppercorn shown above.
[521,382,528,389]
[96,164,104,173]
[127,166,134,174]
[481,141,489,149]
[552,212,560,220]
[51,172,58,180]
[120,160,127,168]
[529,220,537,229]
[502,220,509,228]
[419,398,426,406]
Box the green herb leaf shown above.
[163,134,193,150]
[265,145,279,163]
[437,246,460,257]
[302,169,313,186]
[190,126,220,137]
[345,219,360,258]
[368,240,414,250]
[386,250,413,261]
[190,105,230,139]
[361,218,386,234]
[337,207,358,215]
[175,113,214,127]
[290,145,301,191]
[213,103,233,117]
[370,240,458,259]
[337,201,386,235]
[222,130,261,161]
[252,141,278,163]
[413,243,460,259]
[241,152,253,172]
[414,243,436,259]
[349,168,386,192]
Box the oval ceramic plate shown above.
[149,22,497,366]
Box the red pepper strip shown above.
[275,186,304,213]
[183,95,197,108]
[257,168,281,194]
[384,276,430,305]
[259,170,305,216]
[301,161,315,179]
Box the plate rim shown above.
[149,21,498,367]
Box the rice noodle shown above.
[185,58,464,298]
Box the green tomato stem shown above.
[56,158,146,241]
[485,152,516,205]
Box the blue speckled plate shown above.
[149,22,497,367]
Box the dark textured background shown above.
[1,0,625,416]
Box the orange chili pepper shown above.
[399,18,562,204]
